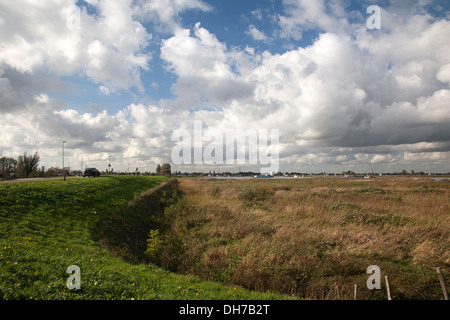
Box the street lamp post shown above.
[63,141,66,181]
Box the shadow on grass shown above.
[94,179,181,264]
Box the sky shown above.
[0,0,449,174]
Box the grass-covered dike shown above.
[0,176,285,300]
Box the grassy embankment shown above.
[150,177,449,300]
[0,175,287,300]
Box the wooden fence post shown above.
[354,284,357,300]
[334,283,340,300]
[385,275,392,300]
[436,267,448,300]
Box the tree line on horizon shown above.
[0,152,40,179]
[155,163,171,176]
[1,155,174,179]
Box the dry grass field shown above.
[149,177,449,300]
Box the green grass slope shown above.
[0,176,287,300]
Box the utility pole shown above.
[63,141,66,181]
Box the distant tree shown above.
[0,156,18,178]
[161,163,171,176]
[46,167,62,177]
[401,169,408,175]
[156,164,161,175]
[17,152,40,178]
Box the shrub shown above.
[342,210,404,227]
[145,228,186,271]
[211,186,221,198]
[146,229,165,263]
[239,187,274,202]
